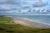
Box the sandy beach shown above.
[13,17,50,29]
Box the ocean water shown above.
[12,15,50,25]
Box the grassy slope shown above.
[0,16,50,33]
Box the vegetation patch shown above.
[0,16,50,33]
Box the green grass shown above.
[0,16,50,33]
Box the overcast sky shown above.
[0,0,50,15]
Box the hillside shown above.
[0,16,50,33]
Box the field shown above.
[0,16,50,33]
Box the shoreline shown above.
[13,17,50,29]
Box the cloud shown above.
[0,0,49,15]
[33,0,48,7]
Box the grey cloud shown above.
[32,0,48,7]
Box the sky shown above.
[0,0,50,15]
